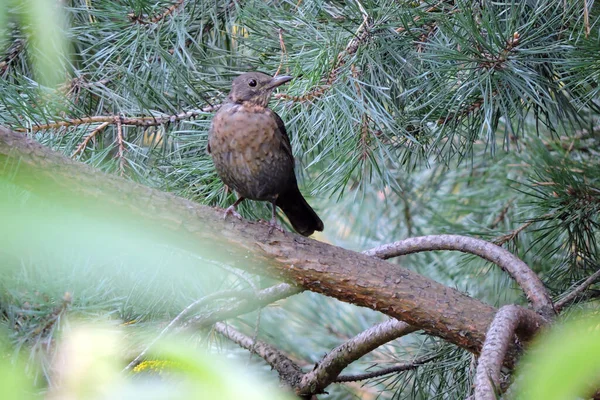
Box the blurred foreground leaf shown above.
[516,313,600,400]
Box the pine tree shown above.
[1,0,599,398]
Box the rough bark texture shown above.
[298,319,417,395]
[0,126,545,356]
[363,236,555,318]
[474,305,530,400]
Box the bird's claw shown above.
[223,205,242,220]
[267,218,285,235]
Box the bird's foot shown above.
[266,218,285,235]
[223,205,242,220]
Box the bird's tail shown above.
[276,186,324,237]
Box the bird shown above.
[207,72,324,236]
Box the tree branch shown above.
[214,322,304,389]
[297,319,417,395]
[555,268,600,312]
[182,283,302,329]
[363,235,555,318]
[0,125,546,358]
[15,107,216,132]
[474,305,530,400]
[335,355,437,383]
[71,121,110,158]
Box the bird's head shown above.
[228,72,292,107]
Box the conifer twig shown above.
[128,0,185,24]
[298,319,417,395]
[555,268,600,312]
[214,322,304,388]
[274,28,288,77]
[0,38,25,75]
[17,107,216,132]
[116,117,125,175]
[71,121,110,158]
[274,5,371,103]
[335,355,436,382]
[363,235,555,318]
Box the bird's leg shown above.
[224,196,245,220]
[268,200,285,235]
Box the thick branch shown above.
[0,126,545,357]
[474,305,530,400]
[214,322,304,388]
[298,319,416,395]
[363,235,555,318]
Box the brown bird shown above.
[207,72,324,236]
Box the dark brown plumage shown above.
[207,72,324,236]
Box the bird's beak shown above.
[266,75,293,89]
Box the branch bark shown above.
[297,319,417,395]
[214,322,304,389]
[0,126,546,359]
[474,305,532,400]
[363,235,555,318]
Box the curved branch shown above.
[474,305,529,400]
[214,322,304,389]
[363,235,555,318]
[298,319,417,395]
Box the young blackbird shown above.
[207,72,324,236]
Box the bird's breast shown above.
[208,104,294,200]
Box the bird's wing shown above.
[271,110,294,165]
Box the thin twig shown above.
[493,213,554,246]
[489,200,513,230]
[335,355,437,382]
[298,319,417,395]
[583,0,590,38]
[182,283,301,329]
[214,322,304,388]
[274,6,371,103]
[115,117,125,176]
[363,235,555,318]
[493,220,534,246]
[17,107,216,133]
[474,305,529,400]
[555,268,600,312]
[0,39,25,75]
[128,0,185,24]
[71,121,110,158]
[274,28,288,77]
[124,290,247,372]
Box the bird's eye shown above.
[248,79,257,87]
